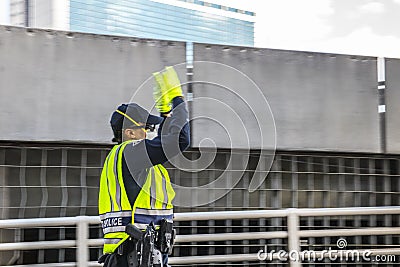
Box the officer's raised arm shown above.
[123,66,190,168]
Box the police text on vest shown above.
[102,217,123,228]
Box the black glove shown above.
[98,253,119,267]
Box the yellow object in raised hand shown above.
[153,71,171,114]
[162,66,183,100]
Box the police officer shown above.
[98,66,190,266]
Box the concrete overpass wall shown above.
[192,43,379,153]
[1,26,400,154]
[0,26,186,143]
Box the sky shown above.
[0,0,10,25]
[215,0,400,58]
[0,0,399,58]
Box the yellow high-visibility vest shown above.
[98,141,175,253]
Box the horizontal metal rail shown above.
[0,215,99,228]
[1,226,399,251]
[1,206,399,266]
[1,207,399,228]
[300,227,400,238]
[0,240,76,251]
[173,208,290,221]
[175,231,288,243]
[3,248,400,267]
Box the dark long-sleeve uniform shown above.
[122,97,190,207]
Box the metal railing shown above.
[1,206,400,266]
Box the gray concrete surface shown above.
[385,58,400,154]
[0,26,186,143]
[193,43,379,152]
[0,26,388,153]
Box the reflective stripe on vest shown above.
[133,210,174,230]
[98,141,175,254]
[133,207,174,227]
[104,238,123,245]
[100,210,132,234]
[134,208,174,216]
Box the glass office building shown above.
[69,0,255,46]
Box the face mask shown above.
[145,126,158,140]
